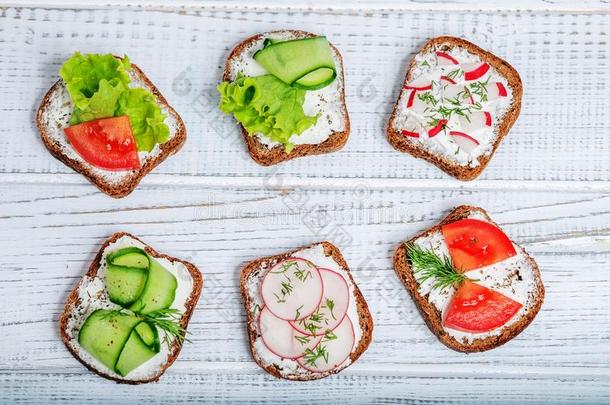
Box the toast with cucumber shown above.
[387,36,523,180]
[240,241,373,380]
[393,205,544,352]
[219,30,350,165]
[59,232,203,384]
[37,53,186,198]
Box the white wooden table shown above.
[1,1,609,403]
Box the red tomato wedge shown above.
[444,280,522,333]
[64,116,141,171]
[441,219,516,271]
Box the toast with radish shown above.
[37,53,186,198]
[387,37,523,180]
[219,30,350,165]
[240,241,373,380]
[59,232,203,384]
[393,205,544,352]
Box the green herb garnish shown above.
[405,243,475,291]
[303,346,329,367]
[143,308,188,346]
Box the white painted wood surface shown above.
[0,2,609,403]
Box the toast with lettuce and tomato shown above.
[36,53,186,198]
[218,30,350,165]
[393,205,544,352]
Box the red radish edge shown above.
[401,129,419,138]
[484,112,492,126]
[450,131,480,145]
[440,75,457,85]
[496,82,508,97]
[464,62,490,81]
[406,90,416,108]
[261,258,324,322]
[428,119,448,137]
[436,51,459,65]
[405,84,432,91]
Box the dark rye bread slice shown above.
[59,232,203,384]
[387,36,523,180]
[36,59,187,198]
[240,241,373,380]
[223,30,350,166]
[393,205,544,352]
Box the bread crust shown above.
[393,205,544,352]
[387,36,523,180]
[222,30,350,166]
[240,241,373,380]
[58,232,203,384]
[36,59,187,198]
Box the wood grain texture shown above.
[0,2,609,403]
[0,183,609,402]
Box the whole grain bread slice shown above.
[36,59,187,198]
[240,241,373,380]
[387,36,523,180]
[223,30,350,166]
[59,232,203,384]
[393,205,544,352]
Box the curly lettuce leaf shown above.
[60,52,131,124]
[59,52,169,152]
[116,88,170,153]
[217,74,318,152]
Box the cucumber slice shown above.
[135,321,160,352]
[114,326,157,377]
[253,36,336,89]
[106,264,148,306]
[293,67,336,90]
[107,247,149,269]
[129,256,177,315]
[78,310,141,372]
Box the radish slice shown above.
[428,119,448,137]
[406,90,430,115]
[459,111,492,133]
[405,76,432,91]
[290,268,350,336]
[450,131,480,153]
[463,62,490,81]
[261,258,323,321]
[296,316,355,373]
[487,82,508,100]
[436,51,459,66]
[259,306,322,359]
[443,84,469,103]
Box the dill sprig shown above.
[468,77,490,102]
[144,308,188,346]
[405,243,473,291]
[303,346,329,367]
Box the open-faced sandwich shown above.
[393,205,544,352]
[240,242,372,380]
[387,37,523,180]
[37,53,186,198]
[218,30,350,165]
[59,232,203,383]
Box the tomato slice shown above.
[441,219,516,272]
[64,116,140,171]
[444,280,522,333]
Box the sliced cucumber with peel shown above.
[254,36,337,90]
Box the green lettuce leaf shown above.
[59,52,169,152]
[217,74,318,152]
[116,88,170,152]
[60,52,131,124]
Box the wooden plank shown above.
[0,183,608,403]
[0,6,609,185]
